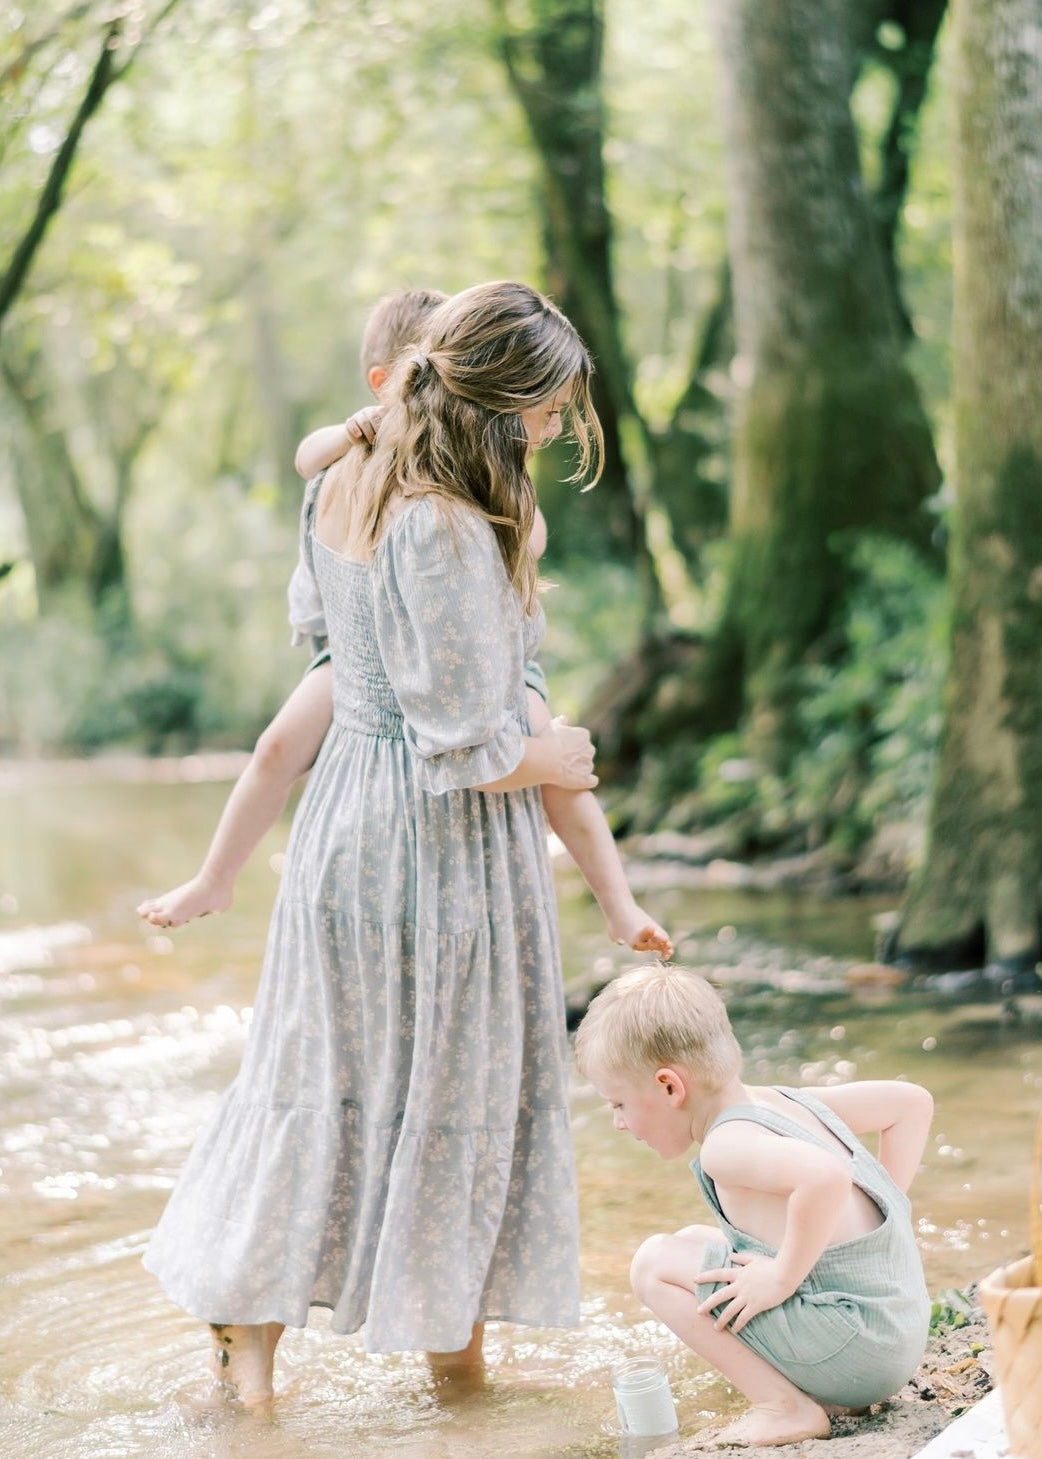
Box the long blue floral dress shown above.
[143,484,580,1353]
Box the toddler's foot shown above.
[138,875,232,928]
[209,1322,284,1406]
[709,1397,830,1447]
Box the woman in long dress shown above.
[143,280,603,1403]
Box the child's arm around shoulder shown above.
[295,407,383,479]
[810,1080,934,1193]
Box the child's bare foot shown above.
[709,1397,830,1447]
[138,874,232,928]
[209,1322,284,1406]
[609,904,674,960]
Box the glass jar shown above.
[611,1356,679,1441]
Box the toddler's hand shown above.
[698,1252,796,1334]
[543,715,597,790]
[345,404,384,446]
[609,906,673,960]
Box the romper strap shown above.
[705,1089,856,1158]
[775,1086,862,1154]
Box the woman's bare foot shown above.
[709,1397,830,1447]
[426,1321,485,1391]
[138,874,233,929]
[209,1322,284,1406]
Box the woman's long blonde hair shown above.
[340,280,602,611]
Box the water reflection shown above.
[1,765,1039,1458]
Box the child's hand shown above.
[137,873,233,929]
[608,905,673,960]
[697,1252,796,1333]
[345,404,384,446]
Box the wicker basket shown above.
[979,1120,1042,1458]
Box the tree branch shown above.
[0,20,122,331]
[0,0,183,332]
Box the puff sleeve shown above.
[373,498,525,794]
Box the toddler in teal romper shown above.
[692,1089,930,1407]
[575,965,934,1448]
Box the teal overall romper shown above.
[692,1087,931,1407]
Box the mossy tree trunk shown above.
[708,0,942,768]
[2,347,136,629]
[889,0,1042,974]
[493,0,659,611]
[860,0,949,338]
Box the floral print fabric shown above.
[143,491,580,1352]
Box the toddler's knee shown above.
[253,724,291,776]
[629,1233,672,1299]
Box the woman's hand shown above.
[542,715,598,790]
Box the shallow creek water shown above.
[1,760,1039,1459]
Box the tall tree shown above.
[493,0,663,617]
[0,0,181,618]
[707,0,943,767]
[888,0,1042,977]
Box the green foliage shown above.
[622,537,949,850]
[790,537,948,849]
[928,1287,975,1338]
[0,479,306,755]
[538,555,645,720]
[0,0,958,831]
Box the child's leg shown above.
[138,663,334,928]
[630,1226,830,1446]
[526,686,672,958]
[210,1322,285,1406]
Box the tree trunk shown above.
[494,0,663,619]
[709,0,942,766]
[889,0,1042,974]
[1,352,129,623]
[864,0,950,337]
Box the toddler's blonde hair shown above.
[360,288,449,379]
[574,965,742,1090]
[354,280,601,609]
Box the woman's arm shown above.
[474,717,597,792]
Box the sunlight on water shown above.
[1,765,1039,1457]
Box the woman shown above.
[143,280,604,1403]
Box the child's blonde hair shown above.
[360,288,449,379]
[574,965,742,1090]
[353,280,602,610]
